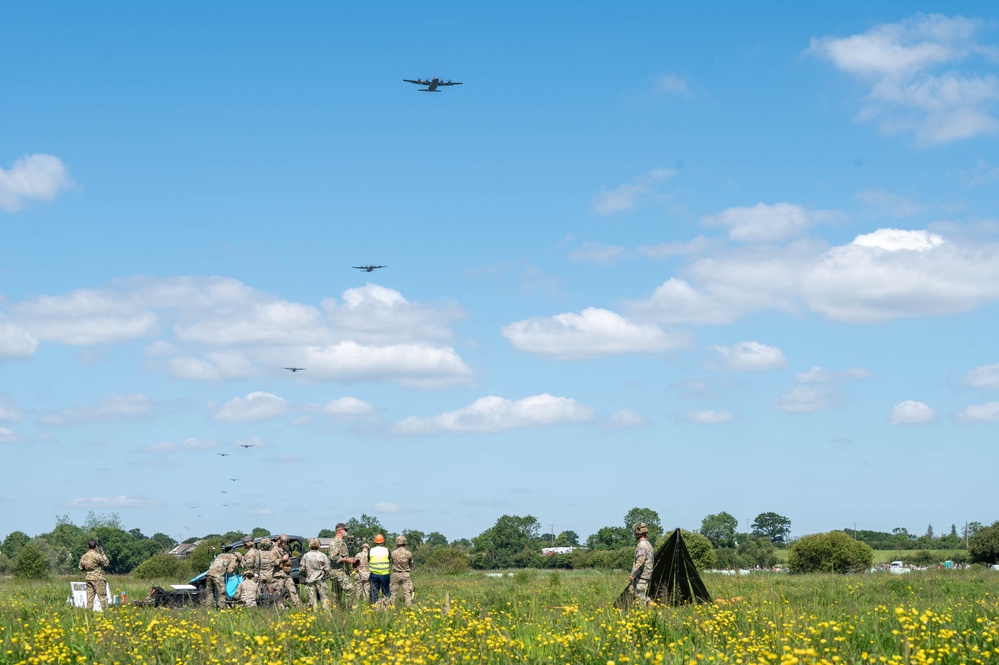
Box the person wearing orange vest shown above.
[368,533,391,606]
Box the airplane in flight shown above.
[229,478,239,482]
[238,443,255,449]
[353,265,386,273]
[404,76,462,92]
[283,367,306,372]
[216,452,230,457]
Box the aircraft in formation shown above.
[353,265,386,273]
[238,443,255,449]
[404,76,462,92]
[217,452,230,457]
[283,366,306,372]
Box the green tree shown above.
[187,539,224,574]
[788,531,873,573]
[133,554,192,580]
[317,529,335,538]
[345,514,387,546]
[623,507,663,545]
[700,512,738,549]
[968,521,999,565]
[402,530,425,548]
[150,533,177,552]
[13,542,49,579]
[251,527,270,538]
[585,526,631,551]
[472,515,541,568]
[1,531,31,560]
[555,530,579,547]
[425,531,448,547]
[422,547,470,575]
[680,530,716,570]
[751,512,792,545]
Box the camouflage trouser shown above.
[305,581,329,611]
[85,576,106,610]
[350,573,370,608]
[329,569,352,609]
[629,578,650,606]
[390,573,413,607]
[203,575,227,608]
[273,574,302,608]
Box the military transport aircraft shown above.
[353,265,386,272]
[283,367,306,372]
[403,77,462,92]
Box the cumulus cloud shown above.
[712,341,787,372]
[212,391,290,422]
[686,410,734,424]
[593,168,677,215]
[296,342,472,388]
[0,154,74,212]
[605,410,648,429]
[702,202,836,243]
[502,307,690,359]
[808,14,999,145]
[956,401,999,423]
[0,427,21,444]
[140,438,218,454]
[890,400,937,424]
[64,495,162,508]
[323,397,375,415]
[628,228,999,324]
[0,322,39,358]
[773,367,869,413]
[655,74,691,97]
[322,284,464,344]
[39,394,152,427]
[962,362,999,389]
[394,394,594,435]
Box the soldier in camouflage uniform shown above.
[328,523,356,610]
[203,549,242,609]
[300,538,331,611]
[389,535,414,607]
[349,543,371,608]
[240,538,260,577]
[78,540,110,611]
[233,572,258,607]
[271,534,302,609]
[256,537,275,599]
[628,523,655,606]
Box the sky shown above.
[2,2,998,546]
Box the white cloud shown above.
[394,394,594,435]
[296,342,472,388]
[0,397,25,422]
[64,495,162,508]
[854,189,925,218]
[13,290,158,345]
[323,397,375,415]
[628,228,999,324]
[808,14,999,145]
[686,410,734,424]
[637,236,713,259]
[712,341,787,372]
[39,394,152,427]
[0,322,39,358]
[702,202,835,243]
[212,391,289,422]
[956,401,999,423]
[890,400,937,424]
[175,300,325,346]
[250,507,274,516]
[502,307,689,359]
[655,74,691,97]
[168,351,254,381]
[961,362,999,389]
[568,242,627,265]
[605,410,648,429]
[322,284,464,344]
[593,168,677,215]
[0,154,74,212]
[0,427,21,444]
[773,367,869,414]
[374,502,401,513]
[969,158,999,187]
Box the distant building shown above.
[541,546,576,556]
[168,542,200,558]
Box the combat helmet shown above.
[395,535,407,546]
[633,522,649,536]
[261,537,272,547]
[309,538,321,549]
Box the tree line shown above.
[3,509,998,579]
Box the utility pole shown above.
[550,524,555,546]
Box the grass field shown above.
[2,568,998,664]
[771,549,967,565]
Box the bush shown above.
[13,543,50,579]
[969,522,999,565]
[133,554,192,580]
[788,531,873,573]
[422,547,470,575]
[680,530,717,570]
[910,550,936,566]
[577,547,633,570]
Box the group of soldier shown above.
[202,523,414,611]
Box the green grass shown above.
[771,548,965,564]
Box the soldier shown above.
[203,549,242,609]
[240,537,260,577]
[628,522,655,606]
[256,537,275,599]
[390,535,414,607]
[369,533,391,606]
[78,540,110,611]
[233,571,258,607]
[327,523,356,610]
[299,538,330,611]
[350,543,371,608]
[272,534,302,609]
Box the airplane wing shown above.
[438,81,462,86]
[403,79,431,85]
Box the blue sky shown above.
[3,3,998,545]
